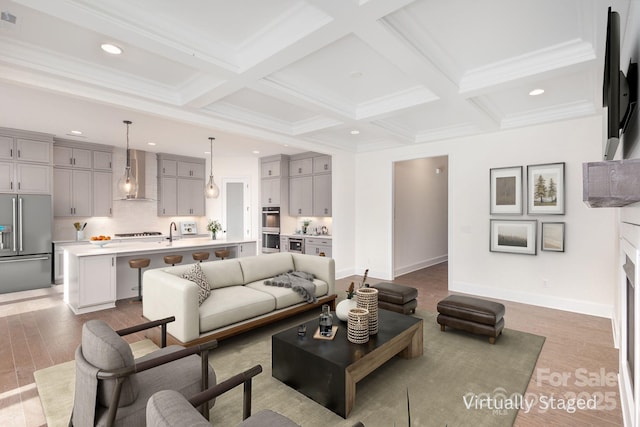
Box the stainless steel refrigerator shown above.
[0,194,52,293]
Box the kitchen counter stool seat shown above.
[128,258,150,302]
[164,255,183,266]
[214,249,230,260]
[192,252,210,262]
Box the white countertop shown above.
[280,234,332,239]
[64,237,256,257]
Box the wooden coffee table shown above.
[272,309,423,418]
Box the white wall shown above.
[393,156,448,276]
[354,115,617,317]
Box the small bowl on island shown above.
[89,235,111,248]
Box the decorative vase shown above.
[347,307,369,344]
[211,232,217,240]
[356,287,379,335]
[336,298,357,321]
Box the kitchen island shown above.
[63,238,257,314]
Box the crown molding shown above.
[355,85,437,120]
[460,39,596,94]
[501,100,596,129]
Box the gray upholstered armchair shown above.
[146,364,300,426]
[70,316,217,427]
[146,365,367,426]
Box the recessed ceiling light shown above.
[147,142,156,146]
[101,43,123,55]
[204,151,211,154]
[252,150,260,154]
[529,88,545,96]
[350,130,360,135]
[70,130,82,135]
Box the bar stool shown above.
[214,249,230,260]
[164,255,183,266]
[128,258,150,302]
[192,252,209,263]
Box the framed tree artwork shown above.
[490,166,523,215]
[541,222,565,252]
[527,162,565,215]
[490,219,537,255]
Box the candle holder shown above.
[356,287,379,335]
[347,307,369,344]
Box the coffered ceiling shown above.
[0,0,633,157]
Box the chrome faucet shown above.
[169,222,177,243]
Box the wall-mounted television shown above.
[603,7,637,160]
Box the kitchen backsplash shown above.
[53,149,208,241]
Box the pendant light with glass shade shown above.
[205,137,220,198]
[117,120,138,199]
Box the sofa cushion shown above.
[240,252,295,284]
[246,278,329,309]
[181,263,210,305]
[199,286,276,332]
[199,259,244,290]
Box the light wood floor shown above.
[0,262,622,426]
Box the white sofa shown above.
[142,252,336,345]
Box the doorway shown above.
[223,178,250,240]
[392,156,448,277]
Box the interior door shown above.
[223,178,250,240]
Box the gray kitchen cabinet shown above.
[53,168,91,216]
[53,145,92,168]
[177,178,204,216]
[313,155,331,173]
[285,152,332,217]
[160,159,177,176]
[15,138,51,163]
[279,235,289,252]
[177,161,205,179]
[159,176,177,216]
[0,162,13,192]
[53,138,114,217]
[313,173,332,216]
[0,129,54,194]
[289,176,313,216]
[305,237,332,257]
[16,163,51,194]
[93,151,112,171]
[0,136,13,159]
[261,178,281,206]
[289,158,313,176]
[237,242,256,257]
[0,161,51,194]
[261,160,281,178]
[93,171,113,216]
[157,153,205,216]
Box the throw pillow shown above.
[182,263,211,305]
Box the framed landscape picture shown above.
[541,222,565,252]
[490,166,523,215]
[527,162,565,215]
[490,219,537,255]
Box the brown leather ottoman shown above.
[372,282,418,314]
[437,295,505,344]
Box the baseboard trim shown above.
[451,280,613,319]
[394,255,448,277]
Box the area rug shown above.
[35,310,544,427]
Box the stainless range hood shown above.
[120,149,153,201]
